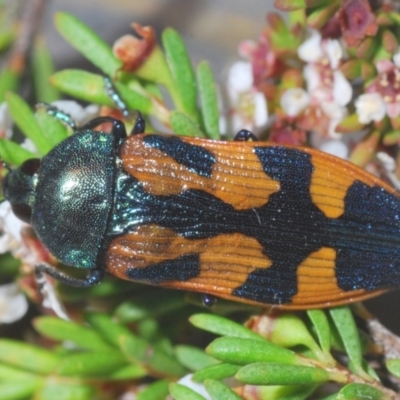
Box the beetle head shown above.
[2,158,40,223]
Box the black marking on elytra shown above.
[125,253,200,284]
[143,135,216,177]
[106,143,400,305]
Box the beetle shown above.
[3,112,400,309]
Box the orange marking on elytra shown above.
[106,224,272,296]
[120,135,280,211]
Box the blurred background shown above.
[18,0,400,334]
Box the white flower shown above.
[0,201,25,253]
[227,62,253,98]
[332,71,353,107]
[0,283,28,323]
[178,374,212,400]
[298,30,324,63]
[377,152,400,190]
[50,101,100,126]
[325,39,343,69]
[0,103,13,139]
[355,93,386,124]
[319,140,349,159]
[280,88,310,117]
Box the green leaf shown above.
[386,359,400,377]
[54,12,121,76]
[0,380,41,400]
[32,38,60,103]
[356,36,379,60]
[37,380,97,400]
[114,81,153,113]
[50,70,115,107]
[56,351,127,377]
[383,130,400,146]
[85,312,134,348]
[335,113,365,134]
[204,379,241,400]
[274,0,306,11]
[162,28,198,120]
[137,380,170,400]
[170,111,204,137]
[336,383,385,400]
[236,362,334,385]
[307,309,335,365]
[206,337,303,366]
[329,307,371,381]
[0,69,19,103]
[5,92,51,155]
[169,383,206,400]
[33,316,113,351]
[110,363,147,379]
[190,313,264,340]
[306,2,340,30]
[0,139,36,166]
[176,345,218,371]
[35,106,68,147]
[0,363,40,381]
[193,363,241,382]
[0,339,59,374]
[196,61,220,139]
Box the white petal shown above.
[303,64,321,94]
[178,374,212,400]
[227,62,254,95]
[0,103,13,139]
[325,39,343,69]
[332,71,352,106]
[280,88,310,117]
[319,140,348,159]
[20,138,38,154]
[355,93,386,124]
[320,101,347,120]
[0,201,24,244]
[377,151,395,172]
[51,101,99,125]
[298,29,323,62]
[0,283,28,323]
[253,92,268,127]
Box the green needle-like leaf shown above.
[336,383,386,400]
[190,313,264,340]
[170,111,204,137]
[196,61,220,139]
[193,363,241,382]
[386,359,400,377]
[204,379,242,400]
[0,69,19,103]
[37,380,97,400]
[162,28,198,121]
[34,316,113,351]
[176,345,218,371]
[55,12,121,76]
[137,380,170,400]
[0,380,41,400]
[169,383,207,400]
[5,92,51,155]
[0,138,36,165]
[35,106,68,147]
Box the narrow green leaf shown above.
[193,363,240,382]
[170,111,204,137]
[50,70,114,106]
[0,339,59,374]
[204,379,241,400]
[162,28,198,120]
[307,309,335,365]
[54,12,121,76]
[37,380,97,400]
[0,138,36,165]
[336,383,385,400]
[146,343,187,377]
[33,38,60,103]
[329,307,371,380]
[110,363,147,380]
[169,383,206,400]
[176,345,218,371]
[35,106,68,147]
[0,363,40,381]
[189,313,263,340]
[33,316,113,351]
[0,30,14,53]
[236,363,331,386]
[56,352,127,377]
[386,359,400,377]
[196,61,220,139]
[114,81,153,113]
[5,92,51,155]
[85,312,133,348]
[206,337,301,366]
[0,69,19,103]
[274,0,306,12]
[0,380,41,400]
[137,380,170,400]
[119,333,147,361]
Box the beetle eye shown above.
[20,159,41,176]
[11,204,32,223]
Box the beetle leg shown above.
[36,103,77,130]
[201,293,218,307]
[104,77,129,117]
[131,112,146,135]
[234,129,258,142]
[35,263,104,287]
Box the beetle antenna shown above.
[104,77,129,117]
[36,103,77,130]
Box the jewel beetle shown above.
[3,112,400,309]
